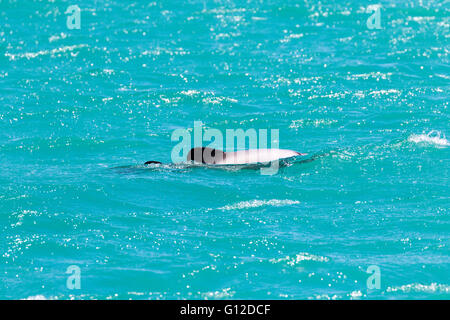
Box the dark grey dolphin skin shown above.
[144,147,221,165]
[186,147,225,164]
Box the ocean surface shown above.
[1,0,449,300]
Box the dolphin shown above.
[145,147,305,165]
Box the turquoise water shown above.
[1,0,449,300]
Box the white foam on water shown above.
[24,295,47,300]
[309,293,341,300]
[387,283,450,294]
[369,89,401,96]
[408,130,450,147]
[219,199,300,211]
[348,290,364,299]
[5,44,87,60]
[201,287,235,299]
[48,33,67,43]
[270,253,330,266]
[180,90,202,96]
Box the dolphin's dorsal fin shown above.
[144,161,162,165]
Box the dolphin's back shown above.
[217,149,301,165]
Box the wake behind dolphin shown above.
[145,147,305,166]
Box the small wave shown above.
[345,72,392,81]
[219,199,300,211]
[24,295,48,300]
[369,89,401,96]
[408,131,450,147]
[387,283,450,294]
[111,163,189,173]
[309,293,341,300]
[142,47,189,56]
[180,90,202,96]
[49,33,68,43]
[270,253,329,266]
[289,119,338,129]
[201,288,235,299]
[5,44,87,61]
[202,96,238,105]
[166,90,238,105]
[348,290,364,299]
